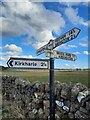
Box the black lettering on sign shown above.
[69,29,75,35]
[29,62,37,66]
[15,61,21,65]
[41,62,46,66]
[15,61,18,65]
[15,61,37,66]
[61,34,66,39]
[72,29,75,33]
[71,34,76,40]
[69,30,73,35]
[34,63,37,66]
[22,62,24,65]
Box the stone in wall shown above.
[1,76,90,120]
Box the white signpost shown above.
[36,27,81,120]
[45,50,77,61]
[7,57,49,69]
[37,27,80,56]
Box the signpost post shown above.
[50,57,55,120]
[36,27,81,120]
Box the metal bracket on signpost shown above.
[49,51,55,120]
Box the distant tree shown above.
[76,68,81,71]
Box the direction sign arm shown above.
[36,44,47,56]
[53,27,81,49]
[45,50,77,61]
[7,57,49,69]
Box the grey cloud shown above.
[0,2,65,49]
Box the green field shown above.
[1,69,89,88]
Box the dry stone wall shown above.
[1,76,90,119]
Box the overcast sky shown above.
[0,0,90,69]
